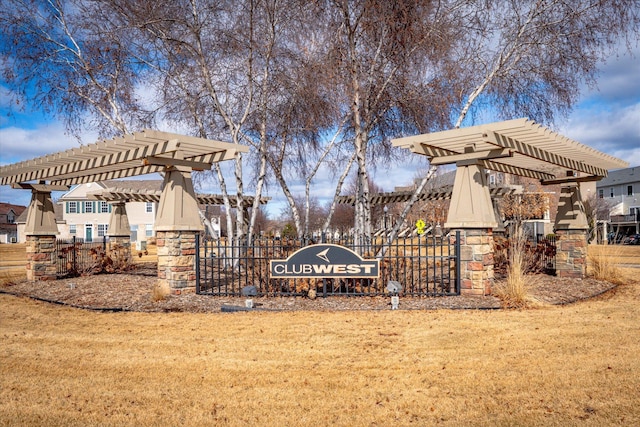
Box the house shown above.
[0,203,27,243]
[57,180,161,246]
[596,166,640,237]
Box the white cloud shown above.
[0,123,83,165]
[559,45,640,168]
[0,122,100,206]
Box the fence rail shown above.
[196,233,461,297]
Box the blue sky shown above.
[1,44,639,214]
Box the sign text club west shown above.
[269,244,380,279]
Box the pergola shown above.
[392,118,628,293]
[0,130,248,292]
[336,185,517,205]
[86,187,269,236]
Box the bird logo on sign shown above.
[316,248,330,263]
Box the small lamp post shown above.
[383,205,388,231]
[387,281,402,310]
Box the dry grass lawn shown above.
[1,244,639,426]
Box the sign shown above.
[270,244,380,279]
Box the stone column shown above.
[24,189,59,281]
[450,229,494,296]
[26,235,57,281]
[156,230,197,295]
[155,166,203,296]
[554,185,588,278]
[446,163,497,296]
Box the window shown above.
[598,189,604,199]
[628,185,633,196]
[69,225,76,235]
[489,175,496,185]
[145,224,154,237]
[610,188,614,198]
[97,224,108,237]
[145,202,153,213]
[68,201,78,213]
[100,201,110,213]
[84,201,94,213]
[7,212,14,223]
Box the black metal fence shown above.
[534,234,557,275]
[55,236,107,278]
[196,233,461,297]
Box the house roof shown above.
[597,166,640,187]
[15,202,64,224]
[0,202,27,217]
[392,118,628,182]
[0,130,248,186]
[59,180,163,200]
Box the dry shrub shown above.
[494,225,540,308]
[151,280,170,302]
[589,245,624,285]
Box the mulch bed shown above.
[0,265,618,312]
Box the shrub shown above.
[588,245,624,285]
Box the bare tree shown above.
[3,0,638,253]
[386,0,639,249]
[321,0,464,249]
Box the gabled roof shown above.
[597,166,640,187]
[0,202,27,217]
[15,203,64,224]
[59,180,163,201]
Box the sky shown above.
[1,44,639,216]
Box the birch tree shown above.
[323,0,462,249]
[384,0,639,249]
[0,0,150,138]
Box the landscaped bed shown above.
[0,269,618,312]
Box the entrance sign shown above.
[270,244,379,279]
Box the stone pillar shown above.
[554,185,589,278]
[451,229,494,296]
[26,235,57,281]
[446,163,497,296]
[156,230,197,295]
[155,166,203,295]
[554,229,587,278]
[24,189,59,281]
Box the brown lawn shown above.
[1,243,639,426]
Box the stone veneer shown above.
[554,229,587,278]
[451,229,494,296]
[156,230,197,295]
[26,235,57,281]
